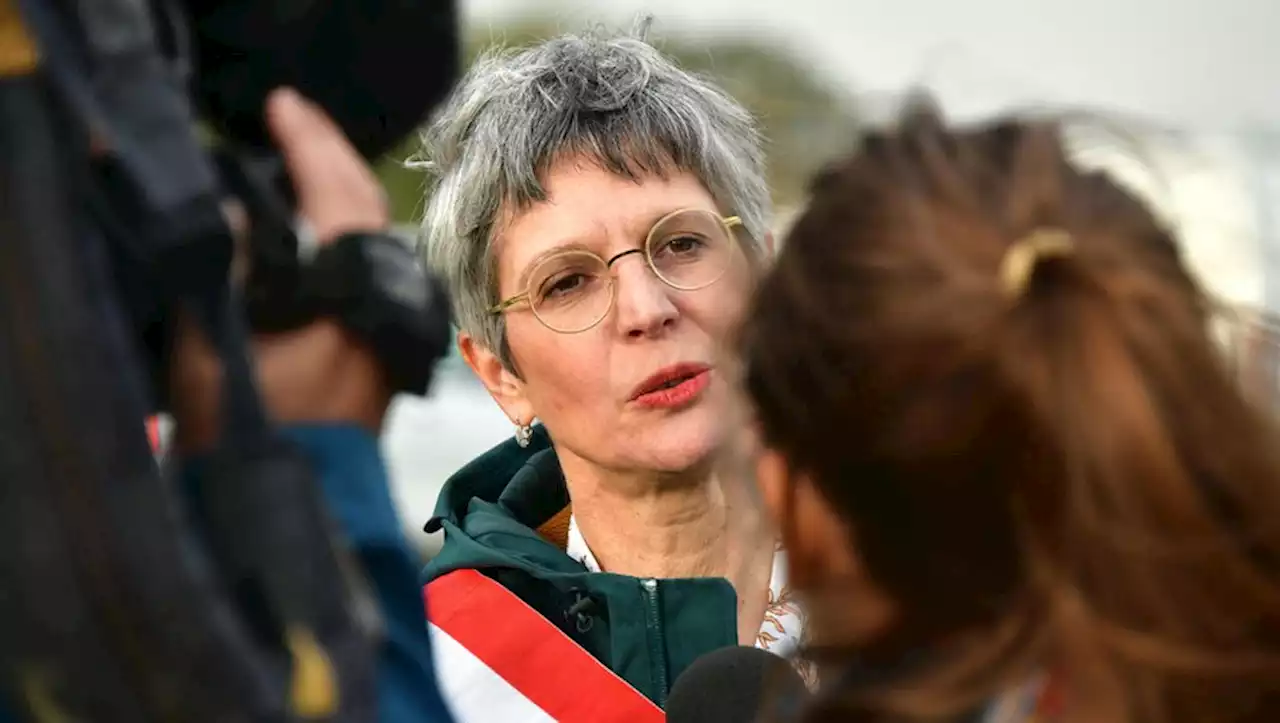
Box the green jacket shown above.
[421,426,739,707]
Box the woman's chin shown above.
[627,410,728,474]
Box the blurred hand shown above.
[171,88,392,453]
[265,87,388,243]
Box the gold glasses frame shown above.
[488,208,744,334]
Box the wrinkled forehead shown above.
[490,163,723,296]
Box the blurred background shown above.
[372,0,1280,553]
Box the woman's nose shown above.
[611,254,678,339]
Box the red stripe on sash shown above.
[145,416,160,452]
[426,569,664,723]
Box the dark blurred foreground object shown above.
[0,0,456,720]
[666,646,809,723]
[191,0,459,351]
[188,0,460,159]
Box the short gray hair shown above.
[413,23,771,364]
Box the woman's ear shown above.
[458,332,534,426]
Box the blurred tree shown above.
[375,16,858,224]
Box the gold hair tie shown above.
[999,228,1075,299]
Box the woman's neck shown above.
[558,450,776,643]
[567,468,728,579]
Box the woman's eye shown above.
[541,273,587,300]
[659,235,705,255]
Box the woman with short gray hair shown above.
[415,25,802,716]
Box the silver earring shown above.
[514,422,533,448]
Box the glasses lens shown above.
[646,209,737,291]
[528,251,613,333]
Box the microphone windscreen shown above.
[666,646,808,723]
[185,0,461,159]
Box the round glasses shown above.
[489,208,745,333]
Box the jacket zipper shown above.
[641,578,669,705]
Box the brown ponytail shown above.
[743,107,1280,723]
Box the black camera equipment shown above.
[0,0,457,720]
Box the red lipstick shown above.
[630,363,712,409]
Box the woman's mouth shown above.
[630,363,713,409]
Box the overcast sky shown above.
[464,0,1279,131]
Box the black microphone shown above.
[666,646,809,723]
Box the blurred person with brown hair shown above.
[740,105,1280,723]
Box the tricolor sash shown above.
[426,569,665,723]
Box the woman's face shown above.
[461,157,755,475]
